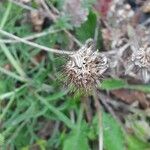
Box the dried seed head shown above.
[65,39,109,91]
[131,46,150,68]
[126,45,150,83]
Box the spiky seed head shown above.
[64,39,109,92]
[131,46,150,69]
[127,45,150,83]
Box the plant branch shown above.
[0,29,75,55]
[0,28,62,43]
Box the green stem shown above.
[0,96,15,120]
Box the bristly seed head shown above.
[126,44,150,83]
[131,46,150,68]
[64,39,109,92]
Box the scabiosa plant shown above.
[64,39,109,92]
[126,44,150,83]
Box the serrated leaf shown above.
[103,113,125,150]
[101,79,127,90]
[63,128,90,150]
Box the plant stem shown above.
[93,89,103,150]
[0,29,74,56]
[0,96,15,120]
[0,28,62,43]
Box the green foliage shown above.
[103,112,125,150]
[101,78,150,93]
[126,135,150,150]
[0,1,149,150]
[75,11,97,43]
[101,78,127,90]
[63,127,90,150]
[0,134,5,146]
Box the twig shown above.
[93,88,103,150]
[46,0,59,14]
[0,28,62,43]
[39,0,56,21]
[0,29,75,55]
[38,0,82,47]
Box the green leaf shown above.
[103,112,125,150]
[100,78,150,93]
[46,91,68,102]
[37,139,47,150]
[101,78,127,90]
[129,85,150,93]
[126,135,150,150]
[63,128,90,150]
[0,133,5,146]
[75,11,97,43]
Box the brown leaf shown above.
[111,89,149,108]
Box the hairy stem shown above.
[0,29,74,55]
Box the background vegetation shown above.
[0,0,150,150]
